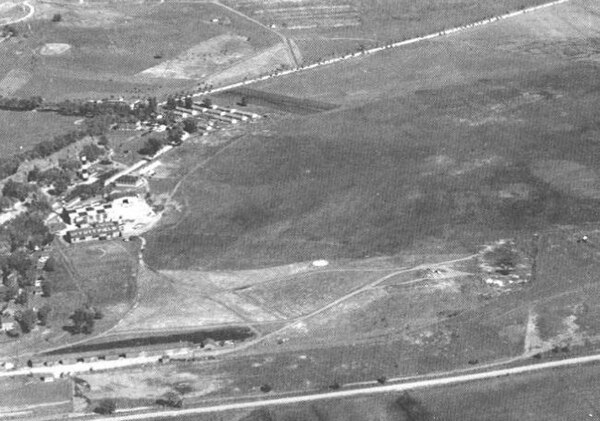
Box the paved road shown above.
[81,353,600,420]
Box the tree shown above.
[70,306,96,334]
[2,180,31,202]
[0,196,11,211]
[184,96,193,109]
[201,97,212,108]
[182,118,197,134]
[156,391,183,408]
[167,125,184,145]
[7,251,33,277]
[41,280,52,297]
[51,13,62,22]
[43,257,56,272]
[15,290,28,306]
[27,166,41,183]
[98,135,109,147]
[80,143,104,163]
[148,97,158,113]
[38,304,52,326]
[165,96,177,110]
[16,309,37,333]
[238,96,248,107]
[139,137,164,156]
[94,399,116,415]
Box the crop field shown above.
[0,1,279,100]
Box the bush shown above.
[156,391,183,408]
[51,13,62,22]
[94,399,116,415]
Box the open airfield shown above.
[145,0,600,271]
[6,0,600,418]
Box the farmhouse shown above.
[66,222,121,243]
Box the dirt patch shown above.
[0,68,31,96]
[81,368,223,400]
[531,159,600,200]
[40,43,71,56]
[207,42,296,86]
[139,34,254,79]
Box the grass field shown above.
[0,110,78,155]
[0,1,279,100]
[156,362,600,421]
[227,0,552,64]
[144,0,600,271]
[0,377,72,416]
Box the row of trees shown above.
[0,96,42,111]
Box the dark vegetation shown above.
[45,326,253,354]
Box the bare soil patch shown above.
[40,43,71,56]
[139,34,254,79]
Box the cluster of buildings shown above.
[61,195,156,244]
[172,102,260,135]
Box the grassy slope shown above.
[0,110,78,155]
[145,60,600,270]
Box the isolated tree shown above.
[238,96,248,107]
[201,97,212,108]
[184,96,193,109]
[51,13,62,22]
[71,306,96,334]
